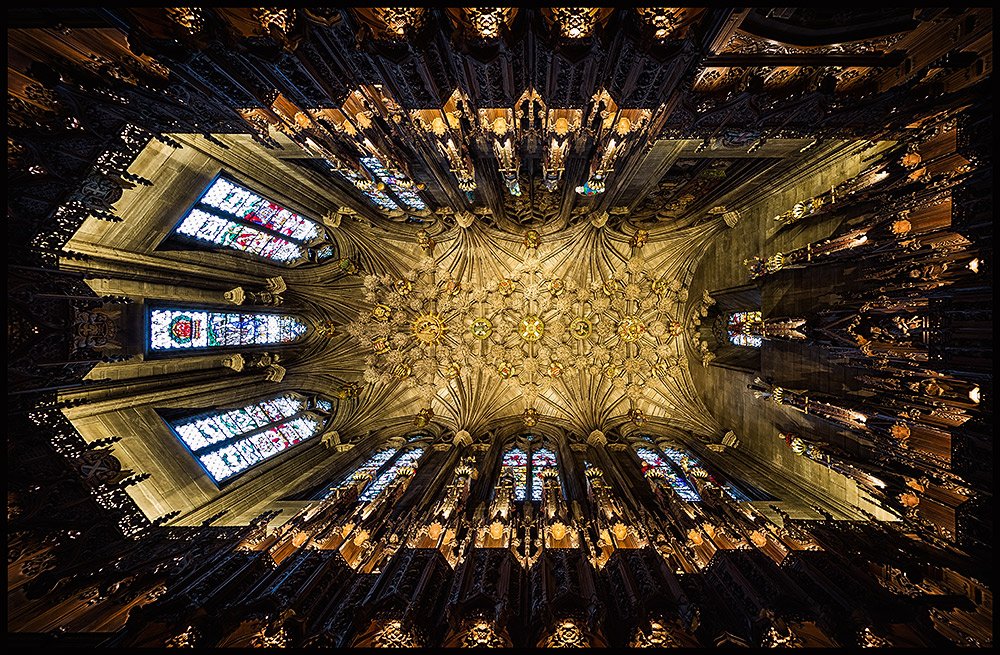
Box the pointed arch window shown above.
[164,393,325,484]
[330,156,425,212]
[500,441,559,501]
[634,440,774,501]
[358,446,426,502]
[635,446,701,501]
[168,174,326,264]
[148,307,307,351]
[727,311,763,347]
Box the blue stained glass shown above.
[359,447,423,502]
[724,485,752,502]
[336,166,399,210]
[200,178,319,241]
[501,448,528,501]
[315,399,333,412]
[727,311,763,348]
[170,395,317,483]
[173,177,323,264]
[637,447,700,501]
[531,447,558,501]
[354,448,396,484]
[149,309,306,351]
[176,209,305,263]
[360,156,426,210]
[636,447,668,468]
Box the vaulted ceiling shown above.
[8,8,992,523]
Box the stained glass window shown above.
[149,309,307,351]
[636,447,700,501]
[727,311,763,348]
[335,164,399,210]
[531,447,558,501]
[170,175,323,263]
[314,398,333,412]
[359,447,424,502]
[353,448,396,484]
[360,156,426,210]
[500,444,559,502]
[168,395,320,483]
[501,447,529,501]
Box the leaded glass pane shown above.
[169,395,317,483]
[727,311,763,348]
[361,156,426,210]
[199,177,320,241]
[531,447,558,501]
[636,447,668,468]
[175,209,304,263]
[501,448,528,501]
[359,447,423,502]
[149,309,306,351]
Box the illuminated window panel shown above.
[149,309,307,351]
[169,396,319,483]
[501,448,529,501]
[314,399,333,412]
[636,447,701,501]
[360,156,426,210]
[530,447,558,501]
[175,210,304,263]
[663,472,701,501]
[727,311,763,348]
[354,448,396,482]
[359,447,424,502]
[723,485,753,502]
[336,166,400,210]
[200,177,320,241]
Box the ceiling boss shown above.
[346,233,691,414]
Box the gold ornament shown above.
[413,313,446,344]
[616,316,646,342]
[471,317,493,339]
[519,315,545,342]
[569,317,592,340]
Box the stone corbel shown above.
[221,353,245,372]
[224,287,246,305]
[453,429,472,448]
[590,211,609,228]
[265,276,287,294]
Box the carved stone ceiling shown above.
[313,216,726,444]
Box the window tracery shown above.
[727,310,763,347]
[148,308,307,351]
[165,394,322,483]
[358,447,425,502]
[500,441,560,502]
[169,174,325,264]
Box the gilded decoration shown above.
[570,317,592,340]
[519,315,545,342]
[348,244,690,421]
[471,318,493,339]
[461,620,505,647]
[616,315,646,342]
[413,314,446,344]
[544,619,590,647]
